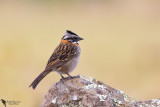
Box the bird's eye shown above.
[73,37,77,40]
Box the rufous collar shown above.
[61,39,79,46]
[61,39,71,44]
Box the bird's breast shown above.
[58,46,81,74]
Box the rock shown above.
[41,75,160,107]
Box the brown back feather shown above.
[44,42,78,71]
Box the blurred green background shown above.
[0,0,160,106]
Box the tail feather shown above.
[29,71,50,89]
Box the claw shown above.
[66,73,73,79]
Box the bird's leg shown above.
[60,74,64,79]
[60,74,65,81]
[66,73,73,79]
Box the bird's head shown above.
[62,30,84,43]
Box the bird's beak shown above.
[78,37,84,41]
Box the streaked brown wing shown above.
[44,43,77,71]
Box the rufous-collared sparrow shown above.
[29,30,83,89]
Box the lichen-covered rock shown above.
[41,75,160,107]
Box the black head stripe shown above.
[66,30,78,36]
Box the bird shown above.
[29,30,83,89]
[1,99,6,107]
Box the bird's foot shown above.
[68,75,73,79]
[60,74,80,81]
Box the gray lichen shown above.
[51,97,57,104]
[42,75,160,107]
[112,98,123,106]
[73,95,78,101]
[97,94,107,101]
[79,75,94,83]
[152,99,160,105]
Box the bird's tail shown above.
[29,71,50,89]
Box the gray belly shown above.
[57,47,81,74]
